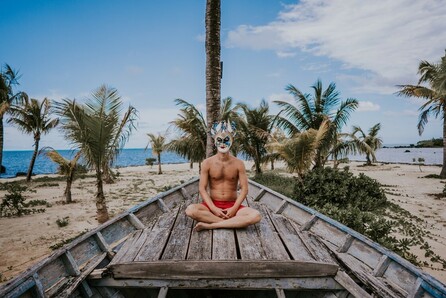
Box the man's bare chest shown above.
[209,165,238,182]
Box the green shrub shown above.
[0,183,44,217]
[294,167,387,213]
[56,216,69,227]
[146,158,157,167]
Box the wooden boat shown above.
[1,177,445,298]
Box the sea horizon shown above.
[0,146,443,179]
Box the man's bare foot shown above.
[194,222,212,232]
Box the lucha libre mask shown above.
[211,121,236,154]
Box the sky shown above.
[1,0,446,150]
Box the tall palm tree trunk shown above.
[95,169,109,223]
[441,113,446,178]
[0,117,4,173]
[26,138,40,182]
[205,0,221,157]
[157,154,162,175]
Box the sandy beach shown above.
[0,161,445,284]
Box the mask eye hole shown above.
[216,137,223,143]
[224,137,230,142]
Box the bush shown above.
[146,158,157,167]
[294,167,387,213]
[0,183,44,217]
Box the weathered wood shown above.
[346,239,384,270]
[180,187,192,200]
[70,235,104,269]
[236,222,266,260]
[274,200,288,214]
[3,278,35,298]
[94,232,114,259]
[383,261,418,294]
[253,205,290,260]
[407,277,424,298]
[187,227,212,260]
[79,281,93,297]
[301,215,319,231]
[127,213,146,230]
[212,229,237,260]
[268,212,315,261]
[338,235,354,253]
[91,276,345,290]
[32,273,45,298]
[134,207,180,261]
[101,218,136,247]
[62,251,81,276]
[253,189,266,201]
[275,287,286,298]
[157,286,168,298]
[334,252,406,298]
[109,260,339,280]
[108,229,144,266]
[334,270,372,298]
[157,198,171,213]
[373,255,391,277]
[161,202,194,260]
[59,253,107,298]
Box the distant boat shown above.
[1,178,445,297]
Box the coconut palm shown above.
[397,51,446,177]
[53,85,137,223]
[0,64,28,173]
[350,123,383,166]
[271,120,329,178]
[274,79,358,168]
[8,97,59,181]
[264,128,286,170]
[146,133,166,175]
[45,149,82,203]
[167,98,207,167]
[205,0,222,157]
[236,99,274,174]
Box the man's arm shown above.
[225,159,248,218]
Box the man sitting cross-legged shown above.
[185,121,261,231]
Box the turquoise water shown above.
[1,149,187,178]
[0,147,443,178]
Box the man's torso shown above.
[207,155,239,201]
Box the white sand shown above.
[0,161,445,283]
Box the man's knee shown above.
[248,209,261,225]
[185,204,197,218]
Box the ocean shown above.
[0,147,443,178]
[0,149,187,178]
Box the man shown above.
[185,121,261,231]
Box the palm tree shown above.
[271,120,329,178]
[264,128,286,170]
[146,133,166,175]
[8,97,59,181]
[236,99,274,174]
[274,79,358,168]
[397,51,446,177]
[53,85,137,223]
[167,99,207,167]
[0,64,28,173]
[205,0,222,157]
[45,149,82,203]
[350,123,383,166]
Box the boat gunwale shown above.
[248,178,446,295]
[0,177,199,295]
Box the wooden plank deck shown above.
[107,197,340,280]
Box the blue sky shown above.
[1,0,446,150]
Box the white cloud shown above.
[227,0,446,90]
[383,109,418,117]
[276,51,296,58]
[267,93,294,104]
[357,101,380,112]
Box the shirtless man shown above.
[185,121,261,231]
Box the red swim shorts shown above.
[201,200,245,211]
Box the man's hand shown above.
[211,206,229,219]
[224,206,238,219]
